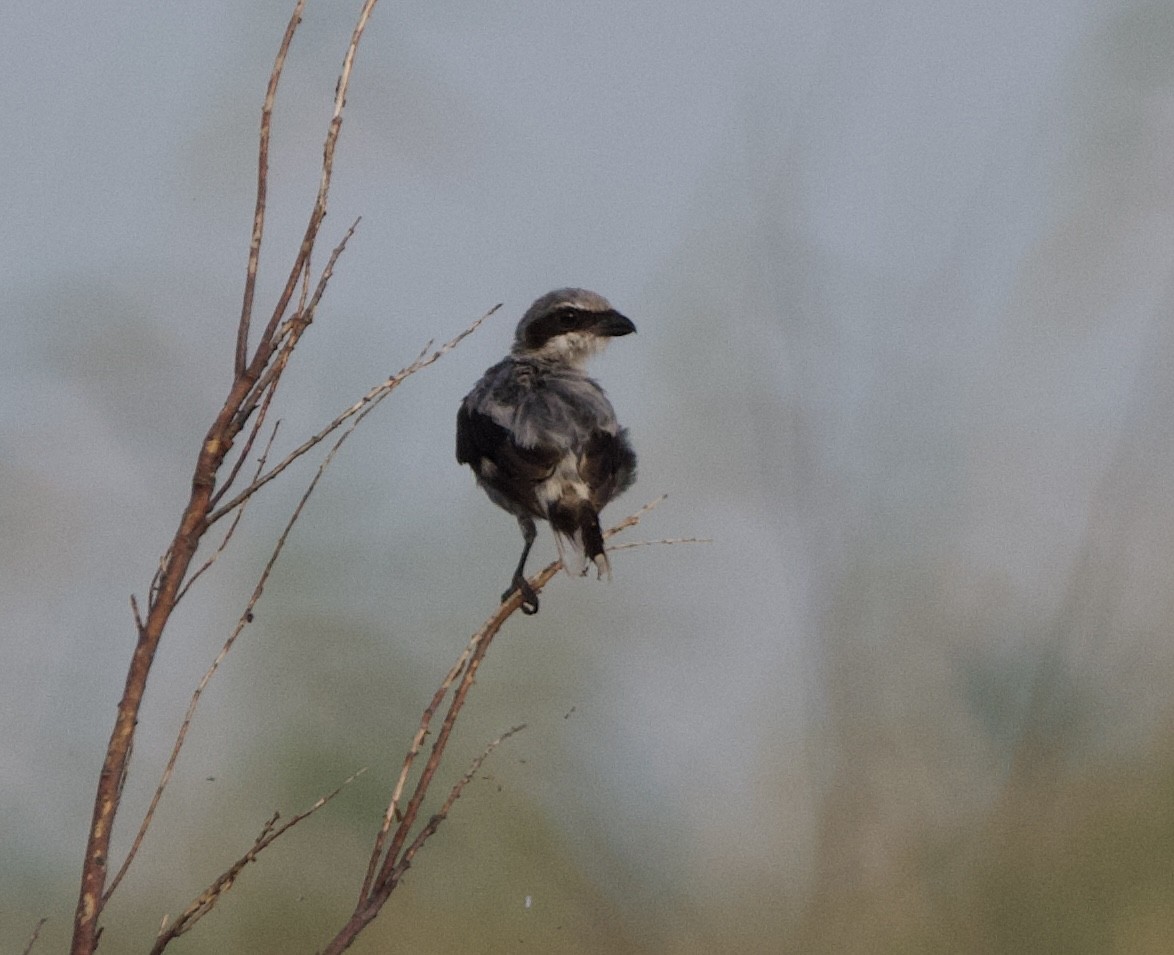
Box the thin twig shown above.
[236,0,306,378]
[148,768,365,955]
[374,620,519,890]
[149,549,169,606]
[21,918,48,955]
[208,305,499,525]
[130,595,145,637]
[607,536,712,551]
[231,219,362,447]
[250,0,380,365]
[305,218,358,317]
[297,243,313,317]
[392,724,526,881]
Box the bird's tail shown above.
[548,499,610,579]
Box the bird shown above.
[456,288,638,615]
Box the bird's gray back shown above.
[465,357,619,450]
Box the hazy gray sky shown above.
[8,1,1174,951]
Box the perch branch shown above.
[325,496,668,954]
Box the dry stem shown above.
[70,4,385,952]
[236,0,306,377]
[322,496,669,954]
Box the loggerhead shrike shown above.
[457,288,637,615]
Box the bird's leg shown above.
[502,516,540,614]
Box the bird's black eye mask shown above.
[522,307,634,351]
[523,307,589,349]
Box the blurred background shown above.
[5,1,1174,952]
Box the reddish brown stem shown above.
[70,2,383,950]
[72,390,246,953]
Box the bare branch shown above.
[208,305,499,525]
[149,768,365,955]
[304,217,360,317]
[249,0,380,369]
[209,366,287,510]
[386,496,666,879]
[106,374,380,903]
[75,0,681,951]
[71,7,387,947]
[236,0,307,378]
[605,493,668,532]
[296,235,313,317]
[229,218,362,454]
[359,625,490,899]
[393,723,527,879]
[607,535,712,551]
[327,496,669,954]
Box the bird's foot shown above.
[502,576,539,615]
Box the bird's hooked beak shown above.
[594,310,636,338]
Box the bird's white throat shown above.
[527,330,608,366]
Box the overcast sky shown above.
[7,1,1174,951]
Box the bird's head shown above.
[511,288,636,366]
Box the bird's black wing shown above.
[580,427,637,509]
[456,403,561,517]
[455,402,491,467]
